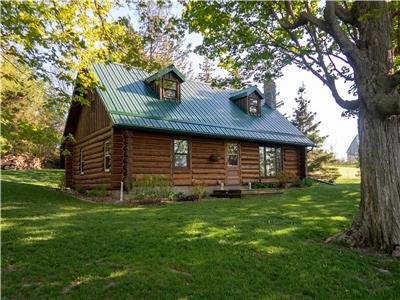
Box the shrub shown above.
[192,180,207,200]
[87,186,108,197]
[88,189,98,197]
[126,175,172,201]
[76,187,87,195]
[276,171,293,188]
[252,182,277,189]
[303,178,314,187]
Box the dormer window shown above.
[229,86,263,117]
[163,79,178,100]
[248,98,259,116]
[145,65,185,101]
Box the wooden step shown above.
[210,188,283,198]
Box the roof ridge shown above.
[93,61,240,93]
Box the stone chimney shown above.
[264,80,276,109]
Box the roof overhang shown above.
[229,85,263,101]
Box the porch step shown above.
[211,189,283,198]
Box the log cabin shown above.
[62,63,314,190]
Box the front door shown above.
[225,142,241,185]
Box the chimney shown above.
[264,80,276,109]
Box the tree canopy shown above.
[182,1,399,116]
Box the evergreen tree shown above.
[196,58,215,84]
[132,0,193,74]
[291,84,340,183]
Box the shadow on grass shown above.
[2,180,399,299]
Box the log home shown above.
[62,63,314,190]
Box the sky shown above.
[112,4,358,160]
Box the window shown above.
[163,79,178,99]
[80,149,84,175]
[227,143,239,166]
[174,139,189,168]
[259,146,282,177]
[104,142,111,172]
[248,98,259,116]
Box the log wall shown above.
[65,90,113,189]
[127,130,306,187]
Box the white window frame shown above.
[104,141,111,172]
[227,143,239,166]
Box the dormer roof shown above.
[229,85,263,101]
[145,64,186,84]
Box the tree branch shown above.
[334,3,356,25]
[323,2,363,70]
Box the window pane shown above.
[276,147,282,173]
[228,155,238,166]
[265,147,276,176]
[164,89,177,98]
[249,105,258,114]
[259,146,265,176]
[104,156,111,170]
[164,80,177,99]
[249,99,258,106]
[228,143,238,155]
[174,154,188,168]
[164,80,177,90]
[174,140,188,154]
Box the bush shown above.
[76,187,87,195]
[276,171,293,188]
[126,175,172,201]
[192,180,207,200]
[303,178,314,187]
[252,182,277,189]
[88,186,108,197]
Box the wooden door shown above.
[225,142,241,185]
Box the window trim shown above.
[79,148,84,175]
[104,141,111,172]
[259,145,283,177]
[162,78,179,100]
[227,142,240,167]
[173,138,190,169]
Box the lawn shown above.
[2,170,399,299]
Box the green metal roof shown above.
[229,85,263,101]
[91,63,314,146]
[144,64,186,83]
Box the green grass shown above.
[2,170,399,299]
[336,165,360,184]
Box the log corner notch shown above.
[110,127,126,190]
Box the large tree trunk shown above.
[351,105,400,251]
[327,105,400,255]
[326,2,400,256]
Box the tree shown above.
[183,1,400,255]
[1,56,66,159]
[132,0,193,74]
[291,84,340,183]
[1,0,124,103]
[196,57,215,83]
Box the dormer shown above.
[145,65,185,101]
[229,86,263,116]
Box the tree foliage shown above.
[182,1,399,116]
[1,56,66,159]
[291,84,340,183]
[131,0,193,74]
